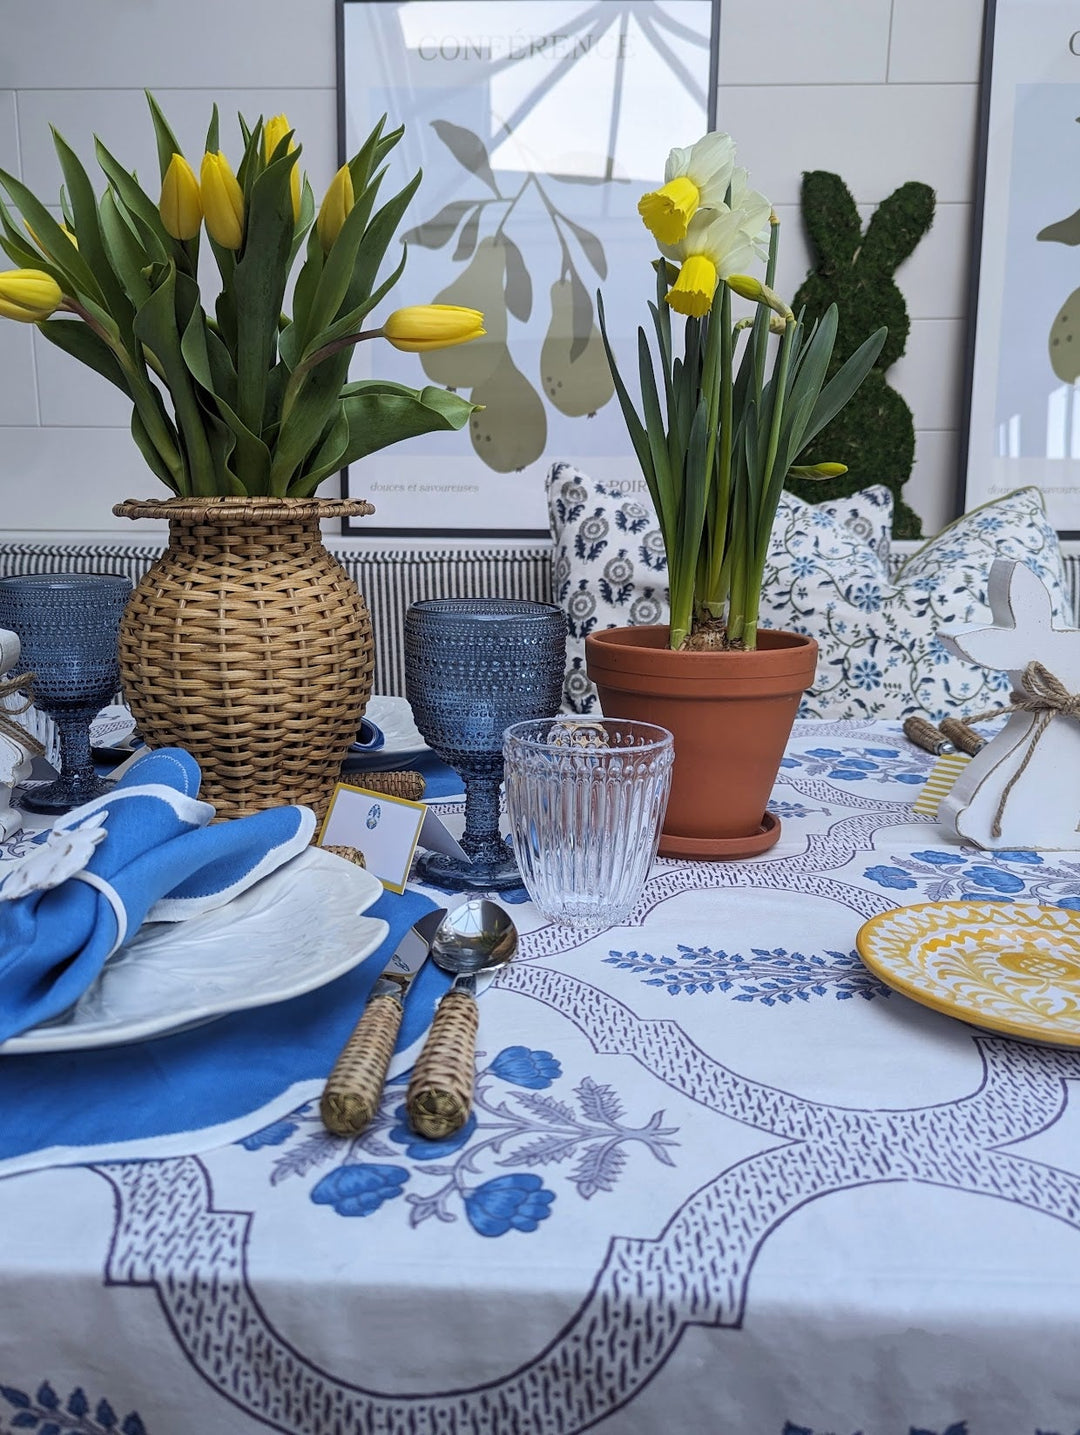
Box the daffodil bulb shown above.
[638,131,736,246]
[382,304,485,352]
[264,113,301,222]
[0,268,63,322]
[159,153,202,241]
[200,151,245,250]
[660,210,766,318]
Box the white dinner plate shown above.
[343,694,430,773]
[0,847,387,1053]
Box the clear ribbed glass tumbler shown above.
[503,718,674,929]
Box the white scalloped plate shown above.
[856,900,1080,1045]
[1,847,387,1053]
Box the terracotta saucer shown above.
[658,810,781,861]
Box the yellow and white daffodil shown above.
[660,203,770,317]
[638,131,736,246]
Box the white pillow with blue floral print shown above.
[547,464,1069,720]
[760,484,1069,718]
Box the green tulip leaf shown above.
[38,317,131,394]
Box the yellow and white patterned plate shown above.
[856,901,1080,1045]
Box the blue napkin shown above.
[0,749,315,1043]
[350,717,385,752]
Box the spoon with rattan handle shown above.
[406,898,518,1140]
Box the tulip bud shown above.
[382,304,485,353]
[264,113,301,222]
[200,150,245,250]
[316,164,354,253]
[0,268,63,323]
[24,220,78,254]
[159,153,202,241]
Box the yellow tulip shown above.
[382,305,485,353]
[200,151,244,250]
[0,268,63,322]
[159,153,202,241]
[316,164,354,253]
[264,113,301,222]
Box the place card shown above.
[318,783,467,892]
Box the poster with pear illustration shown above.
[339,0,715,535]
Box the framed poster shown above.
[337,0,719,536]
[962,0,1080,537]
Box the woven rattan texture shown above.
[406,987,479,1139]
[322,844,367,867]
[345,769,425,802]
[115,500,375,821]
[320,992,404,1136]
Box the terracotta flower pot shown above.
[114,495,375,821]
[584,624,818,859]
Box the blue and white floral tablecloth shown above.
[1,720,1079,1435]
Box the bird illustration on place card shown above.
[938,559,1080,850]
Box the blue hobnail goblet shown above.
[404,598,567,891]
[0,573,133,814]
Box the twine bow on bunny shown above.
[963,662,1080,837]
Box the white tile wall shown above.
[0,0,987,539]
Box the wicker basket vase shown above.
[113,496,376,821]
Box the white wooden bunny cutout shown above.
[938,559,1080,850]
[0,628,47,838]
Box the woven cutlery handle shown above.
[406,988,479,1140]
[320,992,404,1136]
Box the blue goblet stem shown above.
[460,774,507,866]
[51,706,99,797]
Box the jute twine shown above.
[0,674,45,758]
[964,661,1080,837]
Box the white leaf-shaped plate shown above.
[856,900,1080,1046]
[1,846,387,1053]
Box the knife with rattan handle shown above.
[406,976,479,1140]
[319,908,445,1138]
[321,988,406,1136]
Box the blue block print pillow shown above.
[546,463,1070,721]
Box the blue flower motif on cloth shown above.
[388,1110,477,1160]
[784,1425,974,1435]
[365,803,381,830]
[0,1380,146,1434]
[310,1163,409,1217]
[779,744,927,788]
[242,1046,679,1235]
[862,848,1080,908]
[238,1117,299,1150]
[489,1045,561,1088]
[464,1173,555,1236]
[606,945,889,1003]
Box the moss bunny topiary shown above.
[788,171,935,538]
